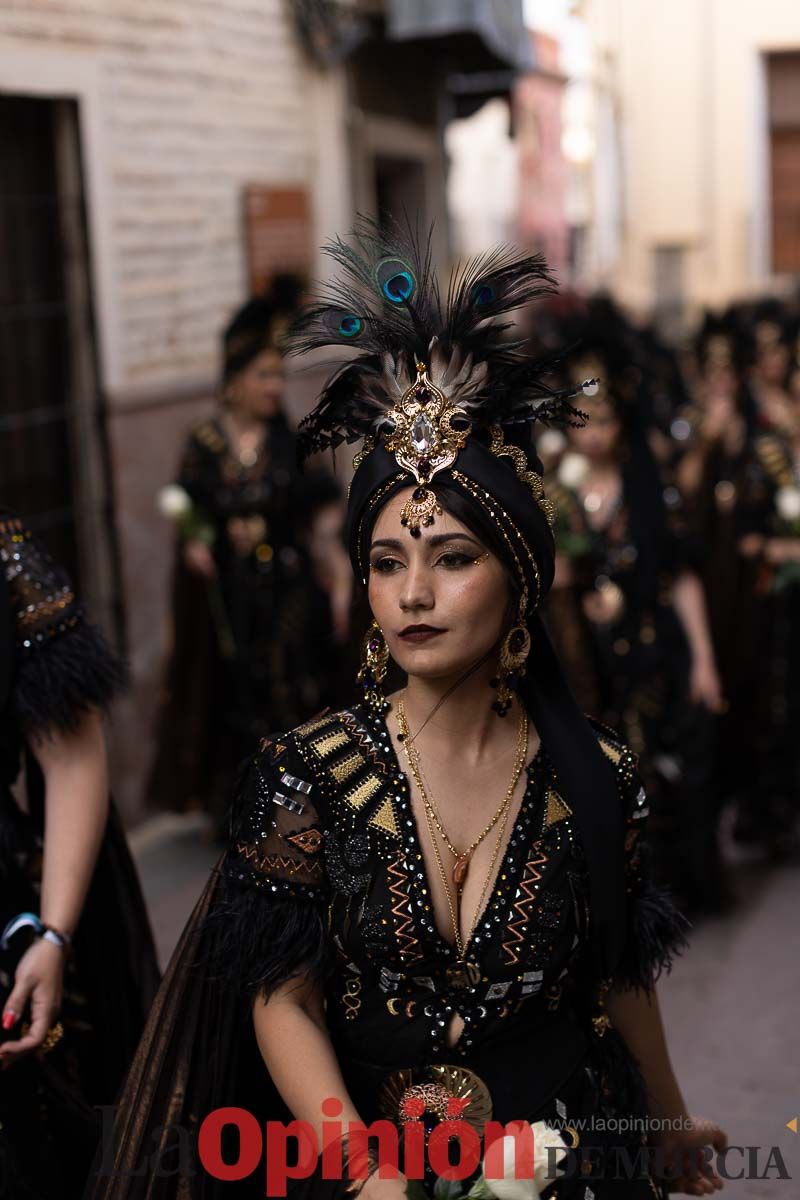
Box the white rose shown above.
[557,452,590,490]
[157,484,192,519]
[776,486,800,522]
[537,430,567,462]
[480,1121,568,1200]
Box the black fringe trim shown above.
[200,870,331,1002]
[614,876,692,993]
[11,621,127,735]
[588,1025,651,1120]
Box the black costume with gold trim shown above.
[148,413,339,821]
[88,223,690,1198]
[87,705,684,1198]
[0,512,160,1200]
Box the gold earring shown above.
[491,590,531,717]
[357,620,390,714]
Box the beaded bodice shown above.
[224,703,648,1073]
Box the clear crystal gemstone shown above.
[411,412,434,453]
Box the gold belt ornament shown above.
[20,1021,64,1054]
[378,1063,493,1138]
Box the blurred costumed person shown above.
[0,511,160,1199]
[148,277,352,828]
[543,313,729,913]
[732,304,800,856]
[672,312,763,831]
[89,223,726,1200]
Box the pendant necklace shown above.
[396,699,528,982]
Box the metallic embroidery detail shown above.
[282,772,313,795]
[544,787,572,830]
[484,981,511,1002]
[489,425,555,528]
[379,967,405,994]
[343,976,362,1020]
[344,773,382,811]
[521,969,544,995]
[329,751,365,784]
[325,831,370,894]
[387,854,423,963]
[503,845,548,965]
[16,585,75,627]
[368,796,400,837]
[597,736,622,765]
[235,843,323,878]
[311,729,350,760]
[271,791,305,816]
[340,709,390,775]
[284,828,324,855]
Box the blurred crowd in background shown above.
[146,279,800,928]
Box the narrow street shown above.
[132,814,800,1199]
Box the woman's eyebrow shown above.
[428,533,483,549]
[370,533,483,551]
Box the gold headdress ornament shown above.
[386,360,472,535]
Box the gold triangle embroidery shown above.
[597,736,621,765]
[368,797,400,837]
[544,788,572,829]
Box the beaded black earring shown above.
[357,620,390,714]
[491,590,531,717]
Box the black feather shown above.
[614,876,692,993]
[11,621,127,735]
[200,871,331,1002]
[290,217,586,464]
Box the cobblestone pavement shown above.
[132,816,800,1198]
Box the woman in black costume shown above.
[0,511,160,1198]
[90,227,726,1199]
[148,286,350,823]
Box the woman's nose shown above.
[399,561,434,611]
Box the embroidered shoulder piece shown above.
[226,732,328,900]
[0,516,81,651]
[0,514,125,731]
[293,708,402,842]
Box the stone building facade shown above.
[0,0,526,820]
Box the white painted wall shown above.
[584,0,800,312]
[0,1,335,396]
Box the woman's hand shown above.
[689,653,724,712]
[184,537,217,579]
[655,1117,728,1195]
[0,938,65,1066]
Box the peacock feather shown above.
[289,216,593,461]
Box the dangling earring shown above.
[357,620,390,714]
[491,589,531,717]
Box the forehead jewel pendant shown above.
[385,361,471,537]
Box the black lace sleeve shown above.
[0,514,126,734]
[206,734,332,1002]
[611,739,692,993]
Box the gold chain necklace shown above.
[397,699,526,888]
[396,700,528,968]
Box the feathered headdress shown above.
[289,218,598,535]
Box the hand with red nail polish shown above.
[2,1010,17,1031]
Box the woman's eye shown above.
[436,552,474,568]
[369,557,403,574]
